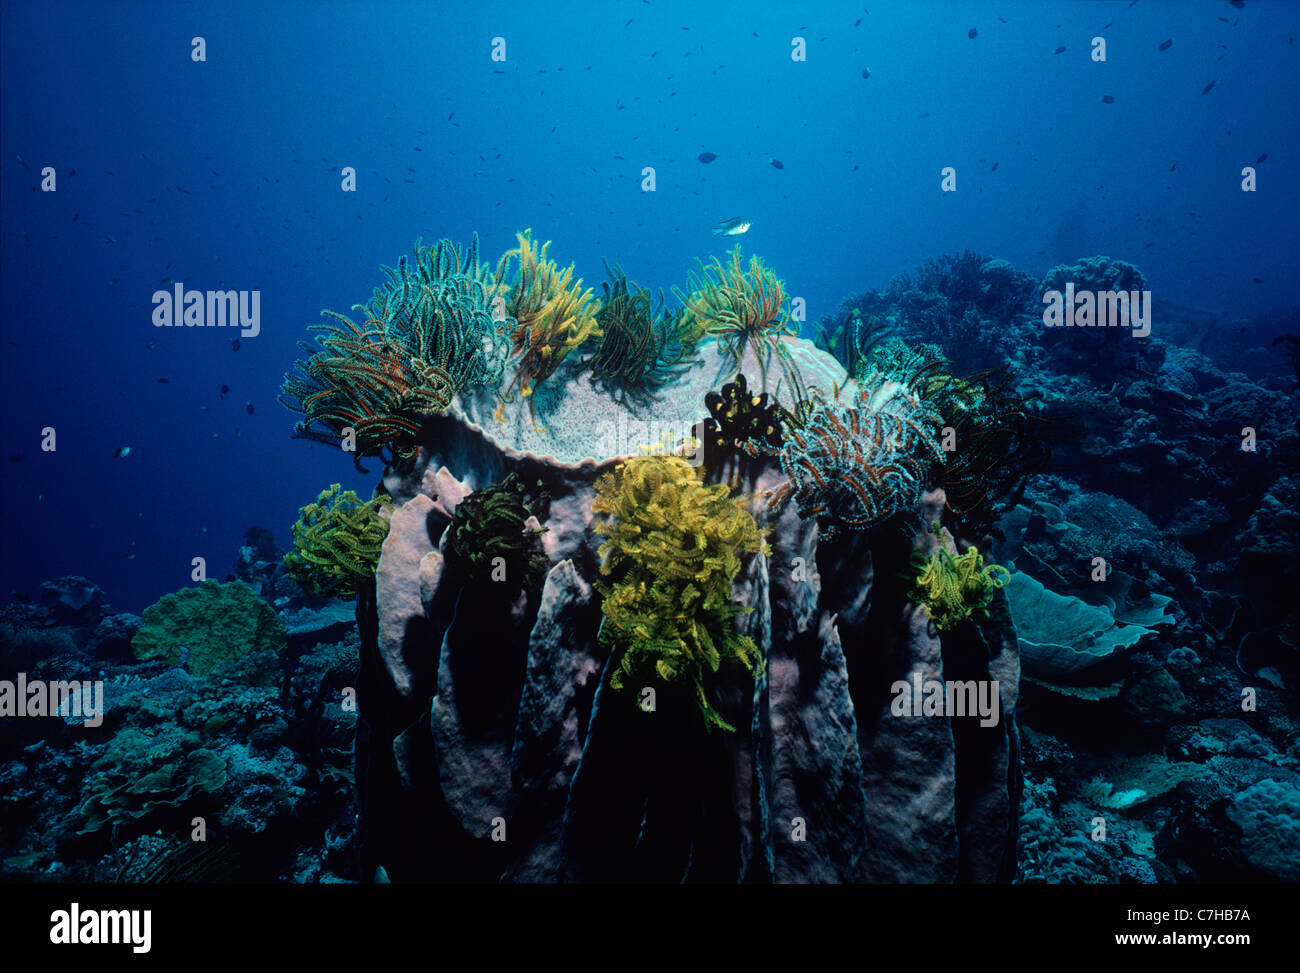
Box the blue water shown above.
[2,0,1297,613]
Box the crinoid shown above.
[280,235,511,472]
[584,261,700,403]
[283,484,393,599]
[934,372,1048,529]
[906,527,1011,631]
[860,339,1048,530]
[493,229,601,430]
[673,245,802,396]
[766,374,945,541]
[278,314,458,472]
[592,456,768,732]
[698,372,785,476]
[365,234,512,393]
[444,473,549,592]
[815,306,897,379]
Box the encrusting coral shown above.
[131,580,287,677]
[592,456,769,732]
[444,473,549,591]
[906,526,1011,631]
[283,484,393,599]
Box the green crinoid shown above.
[672,245,802,397]
[584,261,700,402]
[284,484,393,599]
[444,473,549,591]
[906,527,1011,631]
[592,455,769,732]
[279,235,512,471]
[362,235,513,394]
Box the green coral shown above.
[444,473,549,591]
[131,580,287,677]
[907,529,1011,631]
[592,456,768,732]
[284,484,393,598]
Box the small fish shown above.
[861,67,870,79]
[769,158,784,170]
[231,337,241,351]
[68,168,76,176]
[246,401,255,415]
[698,152,718,164]
[968,28,978,39]
[156,378,170,384]
[220,384,229,397]
[991,161,999,171]
[114,446,130,459]
[713,217,751,236]
[9,454,24,463]
[1158,39,1172,51]
[1252,277,1263,284]
[1053,46,1066,54]
[1229,0,1244,7]
[1256,153,1268,163]
[919,112,930,118]
[854,17,862,26]
[1101,94,1115,104]
[1202,80,1216,94]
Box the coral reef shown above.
[284,484,392,599]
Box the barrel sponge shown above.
[131,580,287,677]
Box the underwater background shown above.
[1,0,1298,884]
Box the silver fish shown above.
[713,217,751,236]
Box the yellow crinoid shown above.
[493,229,601,430]
[673,245,794,390]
